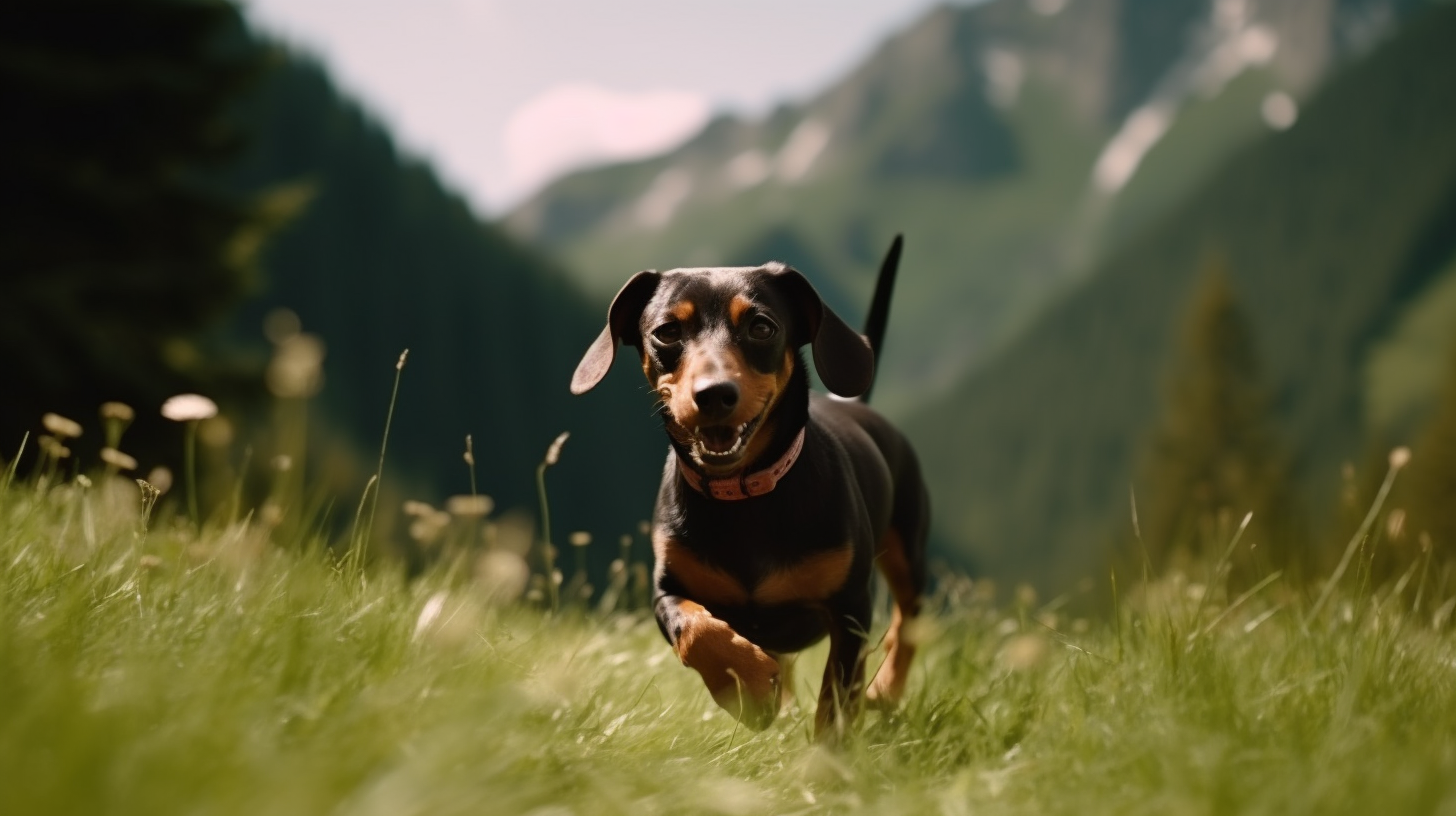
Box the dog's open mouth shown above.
[690,415,762,466]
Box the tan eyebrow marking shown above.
[671,301,696,322]
[729,294,754,326]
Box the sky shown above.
[240,0,959,216]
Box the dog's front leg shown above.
[813,602,871,741]
[655,595,781,730]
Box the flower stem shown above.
[185,421,200,527]
[536,462,558,614]
[353,350,408,572]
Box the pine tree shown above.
[1139,258,1301,578]
[0,0,270,453]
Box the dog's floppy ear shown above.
[571,271,661,395]
[766,264,874,398]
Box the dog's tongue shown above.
[700,426,738,454]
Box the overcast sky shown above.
[240,0,962,216]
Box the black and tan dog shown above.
[570,238,929,737]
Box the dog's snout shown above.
[693,380,739,421]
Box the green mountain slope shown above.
[506,0,1415,416]
[906,3,1456,590]
[222,53,663,549]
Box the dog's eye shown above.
[652,322,682,344]
[747,316,777,341]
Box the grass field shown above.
[4,467,1456,816]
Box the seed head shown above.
[266,333,326,398]
[145,466,174,495]
[543,431,570,466]
[42,413,83,439]
[569,531,592,547]
[161,394,218,422]
[38,435,71,459]
[1389,446,1411,471]
[446,494,494,518]
[1001,633,1049,672]
[135,479,162,503]
[475,550,529,604]
[408,511,451,546]
[100,402,135,422]
[1386,508,1407,542]
[412,591,447,640]
[100,447,138,471]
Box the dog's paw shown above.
[866,637,916,710]
[865,675,902,710]
[678,615,780,729]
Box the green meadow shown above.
[4,454,1454,816]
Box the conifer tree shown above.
[0,0,270,451]
[1139,258,1300,578]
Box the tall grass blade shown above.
[2,432,28,493]
[1308,448,1409,623]
[351,349,408,573]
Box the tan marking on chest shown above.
[752,546,855,605]
[655,535,750,605]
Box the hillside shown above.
[906,2,1456,589]
[219,52,664,552]
[504,0,1416,415]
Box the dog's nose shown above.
[693,380,739,421]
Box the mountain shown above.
[905,1,1456,590]
[218,51,664,554]
[504,0,1418,416]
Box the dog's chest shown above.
[657,533,854,609]
[654,424,880,609]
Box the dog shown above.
[570,237,929,738]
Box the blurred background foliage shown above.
[3,0,1455,594]
[0,0,661,570]
[0,0,271,472]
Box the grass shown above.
[3,474,1456,816]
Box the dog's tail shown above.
[859,234,903,404]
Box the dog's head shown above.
[571,263,872,474]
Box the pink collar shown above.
[678,428,806,500]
